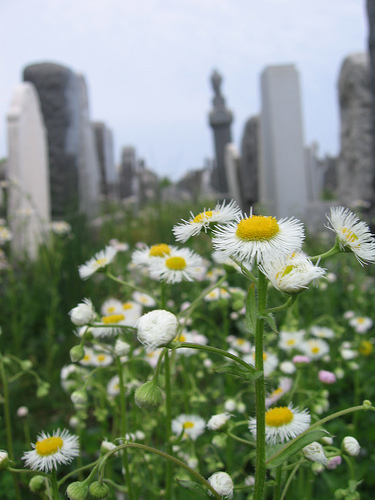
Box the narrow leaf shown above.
[176,478,210,499]
[245,283,257,335]
[213,362,263,381]
[265,313,278,333]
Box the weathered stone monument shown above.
[208,70,233,196]
[239,116,259,211]
[337,53,373,207]
[93,122,117,198]
[7,82,51,258]
[259,64,308,218]
[224,143,242,207]
[118,146,137,200]
[23,62,100,218]
[367,0,375,195]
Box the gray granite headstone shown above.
[239,115,259,211]
[208,70,233,195]
[337,53,373,206]
[93,121,117,198]
[7,82,51,258]
[224,143,242,207]
[119,146,137,199]
[367,0,375,194]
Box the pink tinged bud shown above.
[326,455,342,469]
[318,370,336,384]
[292,355,310,364]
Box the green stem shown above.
[106,271,159,305]
[178,275,227,319]
[342,454,356,480]
[116,357,134,500]
[280,460,304,500]
[253,270,268,500]
[164,349,173,499]
[226,431,255,446]
[310,239,341,263]
[0,353,21,500]
[264,295,297,314]
[50,469,59,499]
[98,442,222,499]
[273,467,282,500]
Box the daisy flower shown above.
[278,330,305,352]
[349,316,373,333]
[22,429,79,472]
[326,206,375,265]
[310,326,335,339]
[265,377,293,408]
[100,298,123,316]
[92,351,113,367]
[91,313,133,337]
[249,404,311,445]
[299,338,330,360]
[148,247,203,284]
[78,246,117,280]
[260,252,326,294]
[204,286,231,302]
[79,347,96,366]
[107,375,121,398]
[132,291,157,308]
[173,200,242,243]
[212,209,304,265]
[175,330,208,356]
[226,335,252,353]
[243,349,279,376]
[171,414,206,440]
[131,243,176,267]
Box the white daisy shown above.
[0,225,12,244]
[22,429,79,472]
[278,330,305,352]
[212,210,304,265]
[79,347,96,366]
[299,338,330,360]
[171,414,206,441]
[265,377,293,408]
[100,298,123,316]
[243,349,279,376]
[92,351,113,367]
[310,326,335,339]
[122,300,143,319]
[148,248,203,284]
[173,200,242,243]
[260,252,326,294]
[326,206,375,265]
[78,246,117,280]
[249,404,311,445]
[226,336,252,354]
[132,291,157,308]
[69,298,96,326]
[204,286,231,302]
[131,243,176,267]
[91,313,133,337]
[176,330,208,356]
[349,316,373,334]
[107,375,121,397]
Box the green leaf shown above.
[245,283,257,335]
[213,362,263,381]
[266,429,330,469]
[175,478,210,499]
[264,313,278,333]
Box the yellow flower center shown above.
[183,421,195,429]
[96,258,107,266]
[359,340,373,356]
[166,256,186,270]
[36,436,63,456]
[192,210,214,223]
[149,244,171,257]
[122,302,133,310]
[357,318,365,324]
[83,355,90,362]
[277,265,295,279]
[342,228,359,243]
[311,346,320,354]
[177,334,186,342]
[97,355,106,362]
[271,387,284,397]
[102,314,125,324]
[107,306,116,313]
[287,339,296,346]
[237,339,245,345]
[235,216,280,241]
[265,407,294,427]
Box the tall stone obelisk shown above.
[208,70,233,195]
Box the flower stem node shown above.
[28,475,46,493]
[66,480,90,500]
[0,451,9,470]
[363,399,372,409]
[70,345,85,363]
[135,380,164,409]
[89,481,110,499]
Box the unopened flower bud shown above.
[70,345,85,363]
[71,390,87,406]
[20,360,33,371]
[342,436,361,456]
[0,451,10,470]
[29,475,46,493]
[302,442,328,465]
[69,299,96,326]
[134,380,164,409]
[363,399,372,409]
[89,481,110,498]
[66,480,90,500]
[207,412,231,431]
[114,339,131,357]
[208,471,234,498]
[36,382,50,398]
[17,406,29,418]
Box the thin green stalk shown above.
[273,467,282,500]
[310,239,341,263]
[178,275,227,319]
[0,354,21,500]
[106,271,159,305]
[116,357,134,500]
[164,349,173,499]
[253,270,268,500]
[50,469,59,499]
[280,460,304,500]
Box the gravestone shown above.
[337,53,374,207]
[239,115,259,211]
[7,82,51,259]
[93,121,117,198]
[224,143,242,207]
[259,64,308,218]
[23,62,100,217]
[208,70,233,195]
[119,146,137,199]
[367,0,375,191]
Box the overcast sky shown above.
[0,0,368,181]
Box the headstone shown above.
[23,62,100,217]
[119,146,137,199]
[259,64,308,218]
[366,0,375,192]
[93,122,117,198]
[7,82,51,259]
[208,70,233,195]
[337,53,374,207]
[224,143,242,207]
[239,115,259,211]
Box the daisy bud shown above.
[71,390,88,406]
[100,439,118,456]
[363,399,372,409]
[208,471,234,498]
[134,380,164,409]
[302,442,328,465]
[17,406,29,418]
[20,360,33,371]
[326,455,342,469]
[70,345,85,363]
[36,382,50,398]
[0,451,10,470]
[318,370,336,384]
[29,475,46,493]
[207,413,232,431]
[114,339,131,357]
[321,436,333,446]
[66,480,90,500]
[311,462,325,474]
[89,481,110,498]
[69,299,96,326]
[342,436,361,456]
[136,310,178,350]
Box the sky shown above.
[0,0,369,181]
